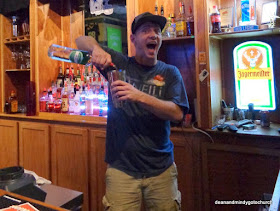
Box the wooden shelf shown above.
[4,35,30,44]
[162,35,195,41]
[5,69,30,72]
[209,27,280,40]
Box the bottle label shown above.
[176,21,186,36]
[211,14,221,23]
[69,51,84,64]
[11,101,18,113]
[61,98,69,112]
[57,79,63,88]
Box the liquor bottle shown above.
[210,5,221,33]
[176,1,187,37]
[61,83,69,113]
[48,44,91,65]
[162,15,171,38]
[69,83,75,113]
[160,5,164,16]
[39,88,48,112]
[9,90,18,114]
[73,85,81,115]
[56,64,64,88]
[47,88,54,112]
[154,3,158,15]
[76,68,82,87]
[187,6,195,36]
[163,14,176,38]
[4,101,11,114]
[80,86,86,115]
[85,85,94,115]
[64,65,70,85]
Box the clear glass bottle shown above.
[48,44,92,65]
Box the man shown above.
[76,12,189,211]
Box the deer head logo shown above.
[242,47,263,69]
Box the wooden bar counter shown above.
[0,113,279,211]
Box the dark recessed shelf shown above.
[210,27,280,40]
[162,35,195,41]
[5,69,30,72]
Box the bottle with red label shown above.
[210,5,221,33]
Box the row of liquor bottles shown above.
[39,64,109,117]
[157,1,195,38]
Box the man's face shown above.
[131,22,162,63]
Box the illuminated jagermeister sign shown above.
[233,41,276,110]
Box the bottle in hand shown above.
[48,44,91,65]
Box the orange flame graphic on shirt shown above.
[242,47,263,69]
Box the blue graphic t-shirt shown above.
[103,47,189,178]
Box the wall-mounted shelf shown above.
[5,69,30,72]
[210,27,280,40]
[162,35,195,41]
[4,35,30,44]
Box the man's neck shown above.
[134,56,157,67]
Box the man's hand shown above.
[75,36,112,70]
[90,45,112,70]
[110,80,144,103]
[110,80,183,122]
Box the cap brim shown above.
[132,15,166,34]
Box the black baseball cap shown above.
[131,12,167,34]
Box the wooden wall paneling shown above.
[202,142,280,211]
[51,125,89,211]
[172,135,195,210]
[89,130,106,211]
[0,120,18,168]
[30,0,36,83]
[35,0,63,99]
[194,0,211,128]
[0,15,3,112]
[209,38,222,127]
[19,121,50,180]
[61,0,84,75]
[126,0,136,56]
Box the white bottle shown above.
[73,87,81,115]
[69,84,75,113]
[85,86,94,115]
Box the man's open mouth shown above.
[147,43,157,49]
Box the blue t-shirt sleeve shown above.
[165,66,189,116]
[102,46,129,69]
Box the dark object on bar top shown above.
[0,166,46,202]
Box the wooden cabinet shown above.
[200,132,280,211]
[89,129,106,211]
[0,119,18,168]
[18,121,50,179]
[51,125,89,211]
